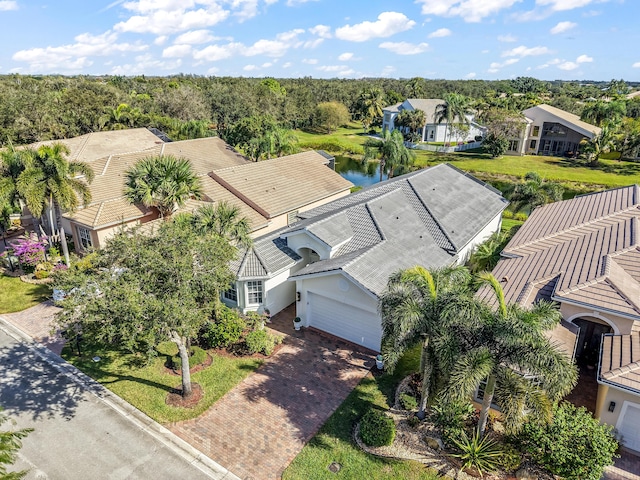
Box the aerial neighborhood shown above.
[1,4,640,478]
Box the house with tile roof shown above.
[479,186,640,453]
[381,99,485,143]
[518,104,602,157]
[224,163,507,351]
[49,129,352,252]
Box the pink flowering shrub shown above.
[10,234,48,273]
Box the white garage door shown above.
[307,292,381,351]
[618,402,640,452]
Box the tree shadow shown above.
[550,157,640,176]
[0,342,85,421]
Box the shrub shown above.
[450,429,502,476]
[514,402,618,480]
[502,210,514,219]
[498,443,522,472]
[433,400,474,447]
[34,270,50,280]
[244,329,282,355]
[400,393,418,411]
[514,212,528,221]
[201,307,245,349]
[360,410,396,447]
[407,415,421,429]
[158,343,208,371]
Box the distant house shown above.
[24,129,353,252]
[518,104,601,157]
[382,99,486,143]
[224,163,508,351]
[480,186,640,453]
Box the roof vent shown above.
[501,276,509,283]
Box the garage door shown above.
[618,402,640,452]
[307,292,381,351]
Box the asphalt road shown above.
[0,327,232,480]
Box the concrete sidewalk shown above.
[0,316,239,480]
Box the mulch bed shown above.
[164,352,214,376]
[166,383,203,408]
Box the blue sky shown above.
[0,0,636,80]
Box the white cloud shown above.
[302,58,318,64]
[193,42,242,61]
[282,62,292,68]
[381,65,395,76]
[465,72,477,78]
[576,54,592,63]
[633,62,640,68]
[13,31,148,72]
[111,53,181,75]
[303,38,324,49]
[309,24,332,38]
[379,41,429,55]
[162,44,192,58]
[428,27,451,38]
[174,29,216,44]
[338,52,353,61]
[335,11,415,42]
[192,29,304,62]
[115,2,229,34]
[550,21,576,34]
[317,65,355,76]
[416,0,521,23]
[154,35,168,46]
[286,0,319,5]
[262,62,273,67]
[502,45,551,57]
[0,1,18,11]
[558,61,578,70]
[497,34,517,42]
[488,58,519,73]
[536,0,608,12]
[243,64,258,71]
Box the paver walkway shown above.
[2,300,64,354]
[169,304,375,480]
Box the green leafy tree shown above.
[314,101,350,133]
[441,272,578,437]
[190,201,253,249]
[124,155,202,219]
[580,100,626,127]
[363,129,415,182]
[435,93,473,146]
[355,87,385,131]
[54,221,236,398]
[482,133,509,158]
[17,143,94,236]
[515,402,618,480]
[0,409,32,480]
[380,266,473,419]
[395,109,426,142]
[0,145,27,228]
[509,172,564,214]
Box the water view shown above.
[334,155,388,188]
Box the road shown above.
[0,325,236,480]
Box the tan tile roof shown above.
[600,332,640,394]
[209,151,353,218]
[159,137,248,174]
[523,104,602,138]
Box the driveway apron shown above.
[169,304,375,480]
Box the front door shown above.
[573,318,612,367]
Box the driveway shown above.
[0,321,237,480]
[169,304,375,480]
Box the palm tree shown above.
[17,143,94,237]
[468,231,510,274]
[363,129,415,182]
[580,100,626,127]
[192,202,252,249]
[380,266,473,419]
[441,272,578,437]
[356,87,385,131]
[581,122,616,167]
[509,171,564,214]
[434,93,473,147]
[124,155,203,219]
[0,409,32,479]
[0,144,27,228]
[395,109,426,142]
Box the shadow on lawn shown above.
[549,157,640,176]
[0,342,85,421]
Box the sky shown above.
[0,0,637,81]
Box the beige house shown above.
[27,129,352,252]
[482,186,640,452]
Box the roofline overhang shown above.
[65,211,154,230]
[236,258,303,282]
[597,376,640,397]
[267,187,354,218]
[553,295,640,322]
[288,269,379,302]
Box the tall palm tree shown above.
[396,109,426,142]
[17,143,94,236]
[0,144,27,227]
[192,201,252,249]
[356,87,385,131]
[380,266,473,418]
[363,129,415,182]
[441,272,577,437]
[124,155,203,219]
[434,93,473,147]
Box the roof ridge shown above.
[341,242,384,269]
[101,155,113,176]
[364,201,387,241]
[406,176,456,251]
[517,272,561,305]
[73,132,91,161]
[93,202,105,227]
[251,246,270,275]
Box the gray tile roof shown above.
[232,229,302,279]
[287,164,506,296]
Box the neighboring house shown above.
[382,99,485,143]
[47,130,352,252]
[520,104,601,157]
[224,163,508,351]
[480,186,640,453]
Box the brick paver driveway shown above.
[2,300,64,354]
[169,304,375,480]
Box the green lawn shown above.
[295,123,373,155]
[0,274,51,314]
[501,218,524,233]
[283,344,440,480]
[62,341,262,424]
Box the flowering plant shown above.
[10,233,48,273]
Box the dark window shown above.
[223,283,237,302]
[530,139,537,149]
[532,125,540,136]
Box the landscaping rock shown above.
[424,435,444,451]
[515,467,538,480]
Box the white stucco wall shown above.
[560,304,637,335]
[457,213,503,264]
[264,269,296,315]
[284,231,331,260]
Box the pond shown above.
[334,155,387,188]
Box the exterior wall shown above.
[560,303,636,335]
[457,213,503,264]
[432,120,485,144]
[294,273,378,327]
[596,384,640,449]
[264,269,296,315]
[284,232,331,261]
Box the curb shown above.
[0,316,240,480]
